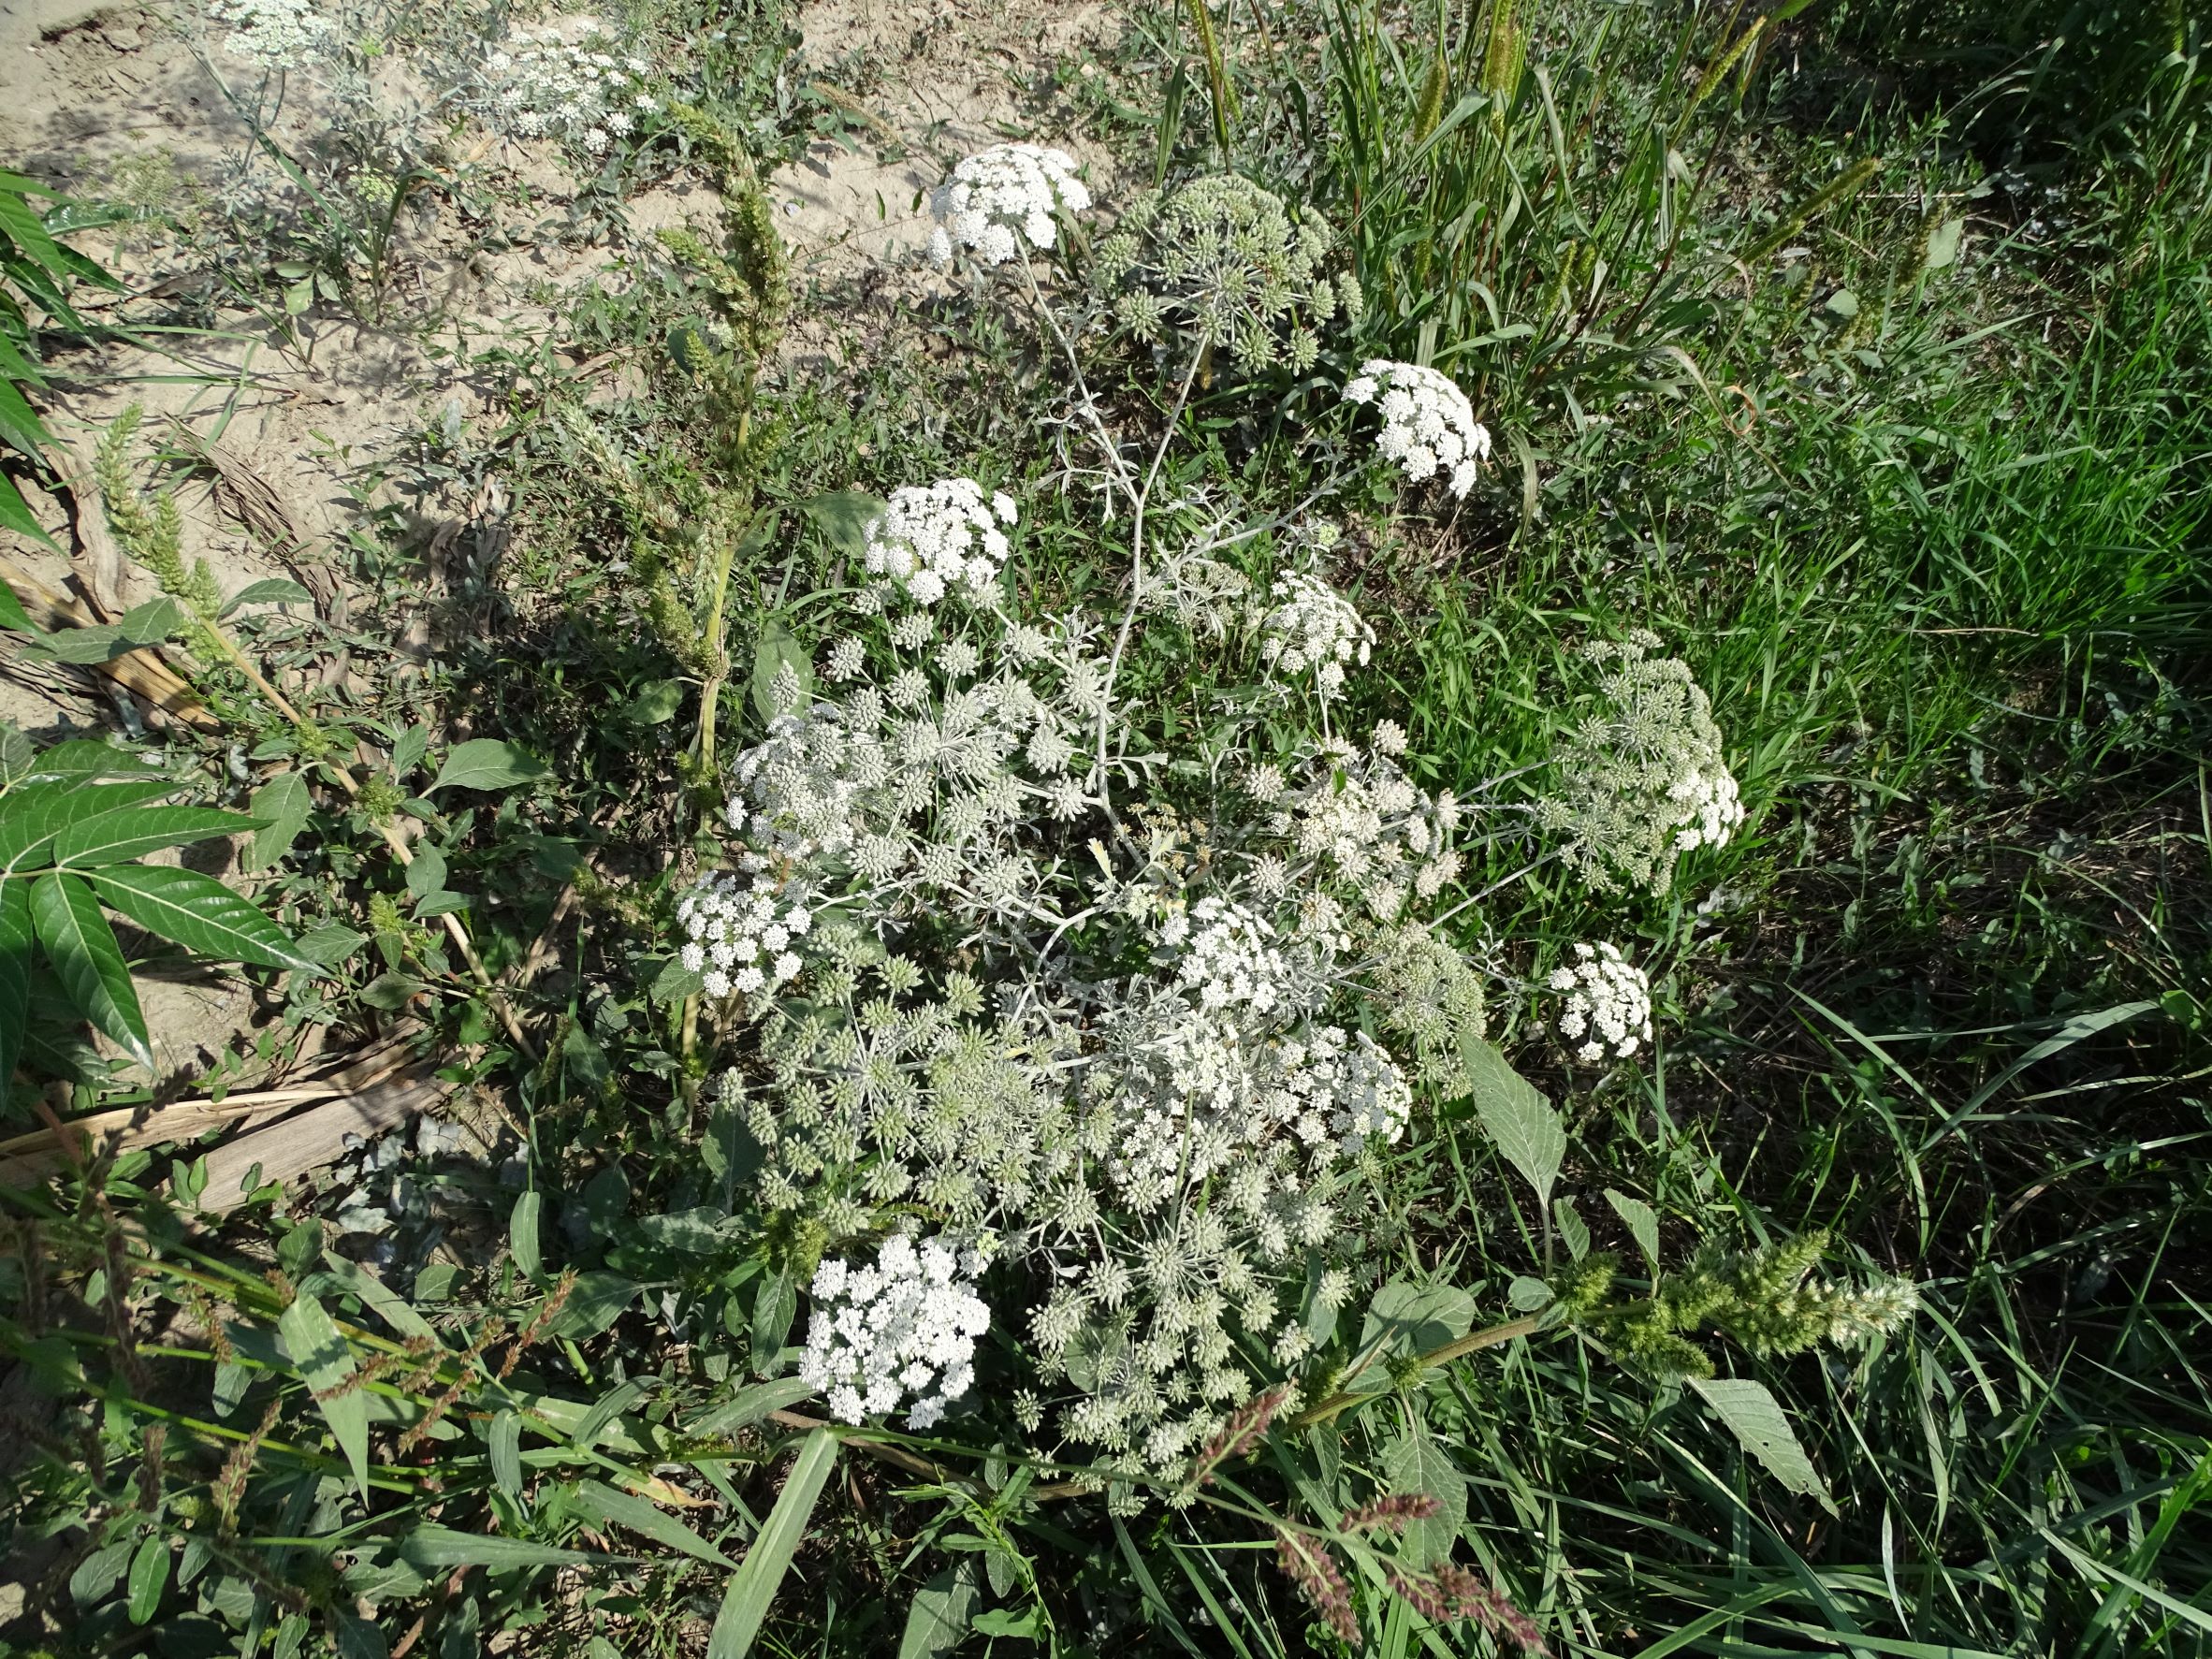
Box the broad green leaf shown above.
[276,1291,371,1498]
[0,778,178,872]
[1461,1035,1565,1208]
[489,1411,523,1501]
[245,772,313,871]
[0,722,29,783]
[87,865,320,972]
[1605,1188,1661,1270]
[749,618,815,723]
[686,1377,817,1440]
[0,878,27,1083]
[509,1189,543,1280]
[802,489,887,559]
[750,1268,796,1368]
[971,1608,1041,1638]
[393,1525,617,1570]
[570,1375,656,1457]
[405,843,447,899]
[1385,1420,1467,1570]
[1553,1194,1591,1260]
[706,1428,839,1659]
[0,371,50,459]
[622,679,685,724]
[220,577,314,617]
[125,1534,168,1624]
[30,870,150,1068]
[572,1478,733,1568]
[0,566,43,627]
[1507,1274,1554,1311]
[389,724,429,780]
[1689,1376,1837,1514]
[51,805,255,869]
[115,595,185,646]
[549,1271,639,1341]
[1924,217,1966,271]
[18,742,167,783]
[427,738,550,794]
[1361,1279,1475,1359]
[1,473,61,552]
[899,1562,980,1659]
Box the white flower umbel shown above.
[927,144,1091,268]
[1549,941,1652,1063]
[863,478,1016,607]
[473,18,654,155]
[1256,571,1373,702]
[206,0,336,68]
[801,1234,992,1430]
[1668,765,1745,853]
[675,871,812,999]
[1342,359,1492,499]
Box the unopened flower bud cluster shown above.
[801,1234,992,1430]
[1343,359,1492,498]
[928,144,1091,267]
[1549,941,1652,1063]
[861,478,1016,608]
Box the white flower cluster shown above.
[675,871,811,998]
[1157,896,1292,1014]
[928,144,1092,267]
[1343,359,1492,499]
[475,19,656,155]
[1667,765,1746,853]
[206,0,335,68]
[1256,571,1374,701]
[801,1235,992,1430]
[1549,941,1652,1063]
[862,479,1017,607]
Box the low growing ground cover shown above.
[0,0,2205,1655]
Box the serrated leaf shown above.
[1553,1195,1591,1260]
[1460,1035,1565,1208]
[1689,1376,1836,1514]
[706,1429,839,1659]
[0,879,29,1084]
[87,865,319,972]
[749,618,815,724]
[573,1478,733,1567]
[1605,1188,1661,1270]
[220,577,314,617]
[1385,1422,1466,1571]
[277,1291,370,1497]
[427,738,550,794]
[30,870,150,1068]
[489,1411,523,1500]
[802,489,887,559]
[899,1561,980,1659]
[245,772,313,871]
[510,1190,543,1280]
[1361,1279,1475,1359]
[405,844,447,899]
[51,805,254,869]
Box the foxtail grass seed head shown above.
[1343,359,1492,498]
[928,144,1091,267]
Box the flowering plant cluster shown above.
[473,17,657,155]
[858,477,1017,608]
[928,144,1092,268]
[1549,940,1652,1063]
[1097,173,1360,375]
[1343,359,1493,499]
[206,0,337,69]
[1256,569,1375,702]
[801,1234,992,1429]
[674,870,810,999]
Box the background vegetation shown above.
[1,0,2205,1655]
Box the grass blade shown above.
[707,1427,839,1659]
